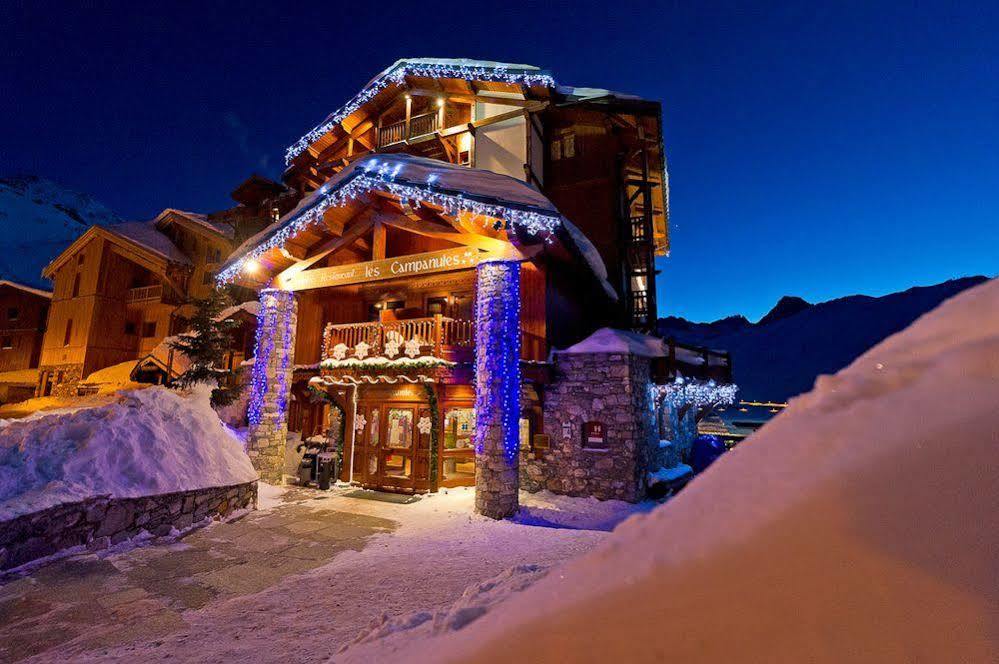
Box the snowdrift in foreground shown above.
[0,386,257,520]
[345,278,999,663]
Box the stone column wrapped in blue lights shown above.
[473,260,521,519]
[246,289,298,482]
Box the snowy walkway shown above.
[0,486,647,663]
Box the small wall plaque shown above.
[583,421,607,448]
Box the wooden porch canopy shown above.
[219,154,613,295]
[284,59,555,169]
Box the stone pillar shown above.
[473,260,521,519]
[246,289,298,483]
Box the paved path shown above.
[0,487,639,663]
[0,490,397,663]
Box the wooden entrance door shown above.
[354,398,434,493]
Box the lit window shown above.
[562,132,575,158]
[386,409,413,449]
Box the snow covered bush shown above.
[0,385,256,520]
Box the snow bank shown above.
[0,386,257,520]
[349,277,999,663]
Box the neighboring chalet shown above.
[36,209,241,396]
[222,59,707,518]
[0,280,51,403]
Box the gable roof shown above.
[224,154,560,277]
[154,208,235,240]
[286,58,556,164]
[0,279,52,299]
[111,221,192,264]
[42,222,191,279]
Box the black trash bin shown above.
[316,451,338,490]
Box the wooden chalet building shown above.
[224,59,678,517]
[0,280,51,403]
[36,209,241,396]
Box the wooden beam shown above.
[372,220,386,260]
[379,216,517,254]
[272,215,374,288]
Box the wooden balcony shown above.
[376,112,441,148]
[127,284,163,303]
[324,315,472,362]
[322,316,546,364]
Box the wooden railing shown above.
[127,284,162,303]
[322,316,543,363]
[376,112,442,148]
[408,112,439,139]
[654,337,733,384]
[377,121,407,147]
[324,315,474,361]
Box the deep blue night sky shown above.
[2,1,996,322]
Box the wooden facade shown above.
[227,60,672,494]
[36,210,238,396]
[0,281,50,374]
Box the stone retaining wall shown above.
[0,481,257,571]
[524,352,658,502]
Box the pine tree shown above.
[169,287,244,408]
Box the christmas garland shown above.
[319,356,455,372]
[422,383,440,488]
[305,383,346,471]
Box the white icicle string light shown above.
[286,62,556,163]
[217,161,562,284]
[652,377,738,410]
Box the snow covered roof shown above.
[287,58,556,163]
[221,154,612,295]
[110,221,191,265]
[560,328,666,357]
[556,85,642,102]
[155,208,235,240]
[0,279,52,299]
[217,300,261,321]
[0,367,40,386]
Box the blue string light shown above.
[473,260,522,463]
[287,61,556,163]
[247,289,295,425]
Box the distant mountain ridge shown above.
[658,276,990,401]
[0,176,121,289]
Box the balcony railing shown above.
[324,315,473,362]
[322,316,546,364]
[377,112,442,148]
[127,284,163,303]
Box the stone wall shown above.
[0,481,257,571]
[246,290,298,483]
[37,363,84,398]
[524,352,657,502]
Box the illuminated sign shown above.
[276,246,519,291]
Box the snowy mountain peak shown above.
[0,175,121,288]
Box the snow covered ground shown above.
[0,386,256,520]
[339,277,999,663]
[1,487,647,663]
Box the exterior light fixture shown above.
[437,98,445,107]
[243,259,261,274]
